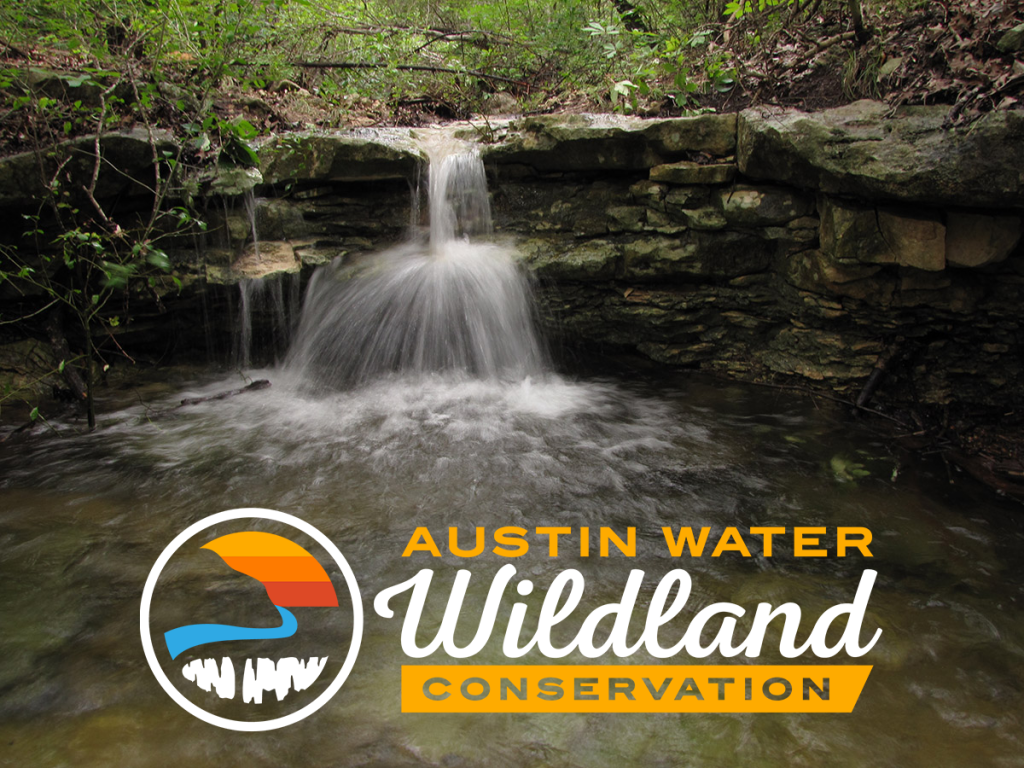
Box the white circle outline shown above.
[140,508,363,732]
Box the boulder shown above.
[945,212,1022,268]
[819,197,945,271]
[0,128,177,209]
[738,101,1024,207]
[207,241,300,284]
[259,131,425,184]
[480,113,736,171]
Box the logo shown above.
[140,509,363,731]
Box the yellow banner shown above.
[402,665,872,713]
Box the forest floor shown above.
[1,0,1023,151]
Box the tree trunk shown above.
[848,0,870,44]
[44,307,88,402]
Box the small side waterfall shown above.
[233,273,302,368]
[285,139,546,389]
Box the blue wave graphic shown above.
[164,606,298,660]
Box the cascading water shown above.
[233,273,302,368]
[285,139,546,389]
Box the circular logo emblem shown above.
[140,509,362,731]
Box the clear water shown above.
[2,139,1024,767]
[1,368,1024,767]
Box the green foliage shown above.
[0,0,756,118]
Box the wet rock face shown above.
[2,107,1023,408]
[481,107,1024,407]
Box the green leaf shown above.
[232,118,258,141]
[58,359,65,373]
[222,136,260,168]
[146,249,172,271]
[29,406,39,421]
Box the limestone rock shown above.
[678,207,727,230]
[764,327,880,381]
[481,113,736,171]
[877,210,945,271]
[481,114,655,171]
[637,341,715,365]
[650,161,736,185]
[207,165,263,196]
[665,186,710,209]
[787,249,892,304]
[624,238,699,280]
[738,101,1024,207]
[714,184,815,226]
[644,209,687,234]
[818,198,888,265]
[819,197,945,270]
[292,242,344,268]
[607,206,646,232]
[945,212,1022,268]
[624,232,772,280]
[257,198,309,240]
[641,114,737,156]
[629,180,666,208]
[259,131,425,184]
[523,239,621,281]
[0,128,177,209]
[0,339,58,402]
[220,241,300,283]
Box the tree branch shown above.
[288,61,528,87]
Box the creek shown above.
[1,136,1023,768]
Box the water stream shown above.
[1,141,1023,767]
[286,139,545,389]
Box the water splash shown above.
[286,138,545,389]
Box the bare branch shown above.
[289,61,528,87]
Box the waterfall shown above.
[284,140,546,389]
[233,273,301,368]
